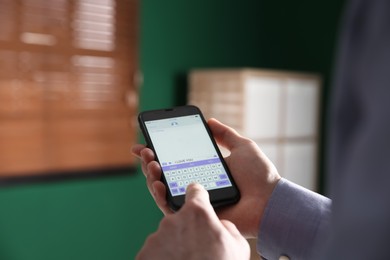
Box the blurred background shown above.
[0,0,345,259]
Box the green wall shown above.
[140,1,345,110]
[0,175,161,260]
[0,1,345,259]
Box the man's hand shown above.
[132,118,281,238]
[136,183,250,260]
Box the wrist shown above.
[246,176,282,238]
[217,176,281,239]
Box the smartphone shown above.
[138,105,240,211]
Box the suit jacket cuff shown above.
[257,178,331,259]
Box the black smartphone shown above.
[138,105,240,211]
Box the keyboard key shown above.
[169,182,178,188]
[219,174,228,179]
[216,180,230,186]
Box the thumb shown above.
[207,118,245,151]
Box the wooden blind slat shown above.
[0,0,138,177]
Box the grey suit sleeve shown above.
[257,178,331,260]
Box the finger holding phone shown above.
[132,106,281,238]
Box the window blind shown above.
[0,0,138,177]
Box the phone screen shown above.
[144,114,233,196]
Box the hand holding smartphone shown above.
[138,105,240,211]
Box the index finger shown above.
[183,183,218,219]
[185,183,210,205]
